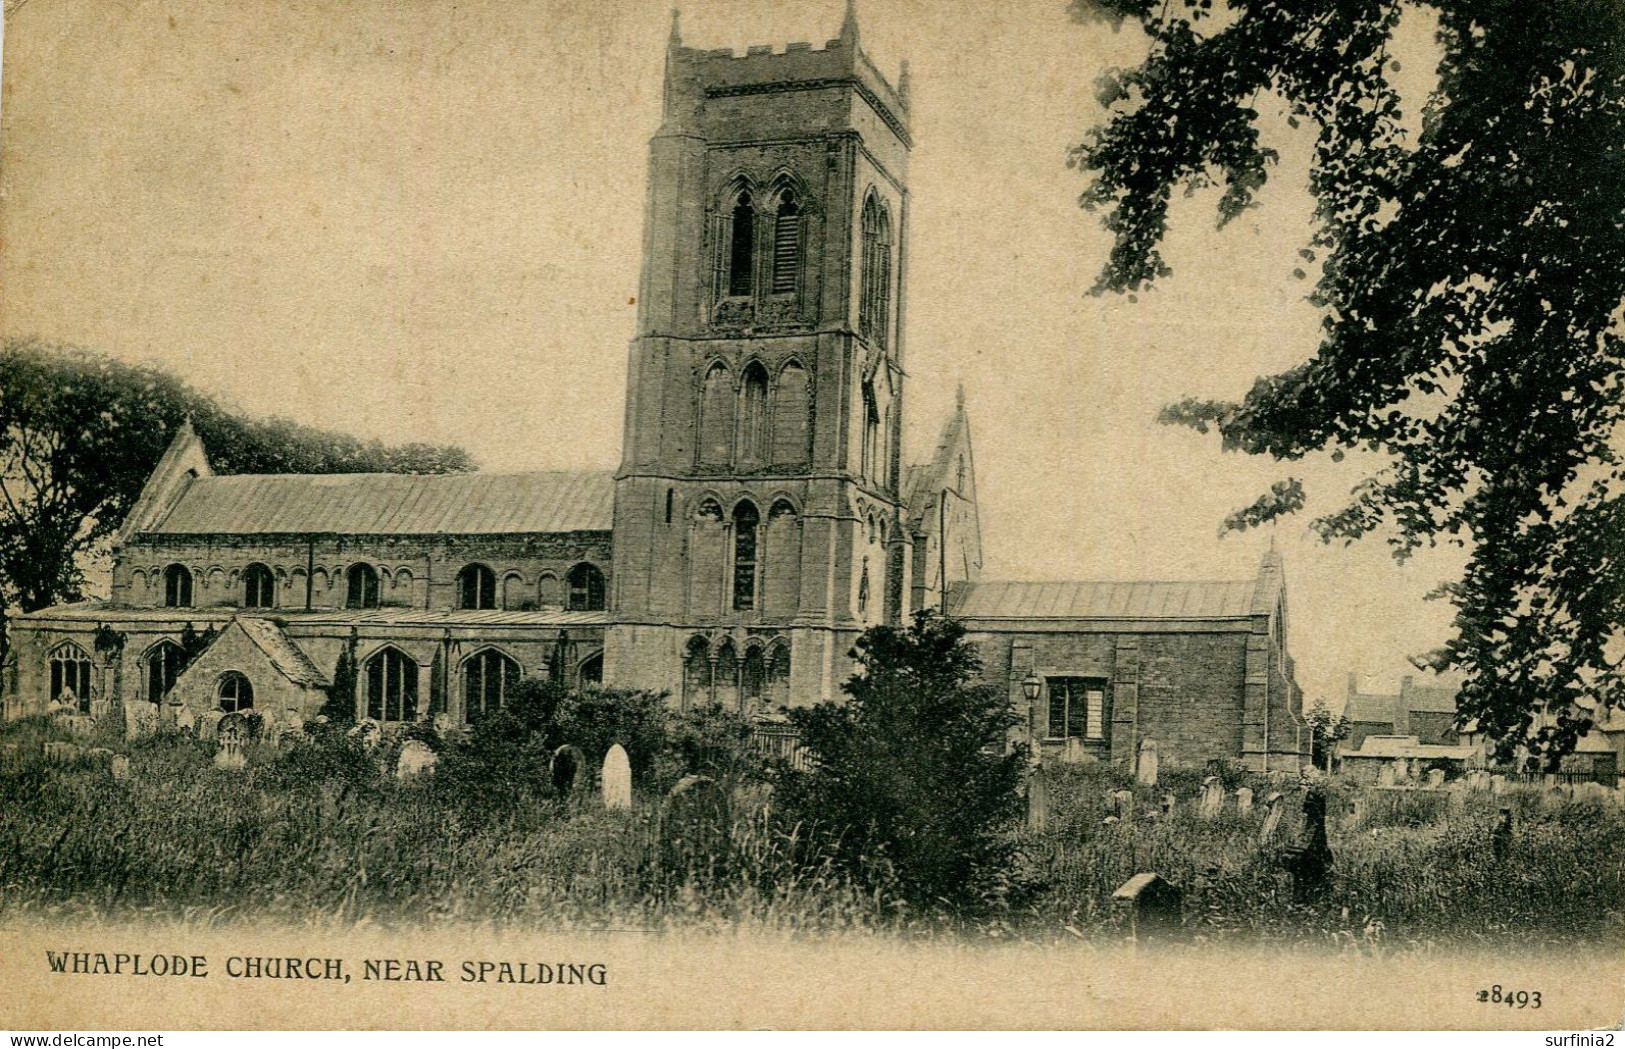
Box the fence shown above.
[750,724,811,771]
[1499,770,1623,788]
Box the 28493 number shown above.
[1477,986,1542,1008]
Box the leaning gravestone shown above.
[1112,872,1183,943]
[551,744,587,800]
[1198,776,1224,820]
[1259,791,1287,844]
[396,740,438,780]
[601,743,633,810]
[1136,738,1159,787]
[1235,786,1253,815]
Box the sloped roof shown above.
[1344,734,1477,761]
[947,579,1260,620]
[233,617,330,688]
[143,470,614,536]
[1402,681,1460,714]
[17,601,607,629]
[1344,692,1398,724]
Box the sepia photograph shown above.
[0,0,1622,1031]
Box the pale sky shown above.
[0,0,1466,709]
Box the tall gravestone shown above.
[1198,776,1224,820]
[602,743,633,810]
[1136,738,1159,787]
[214,715,247,772]
[1027,765,1049,830]
[1259,791,1287,844]
[1235,786,1253,815]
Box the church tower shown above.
[605,4,912,709]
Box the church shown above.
[5,6,1309,773]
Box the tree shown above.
[0,337,472,663]
[770,610,1027,912]
[1070,0,1625,766]
[1303,698,1351,770]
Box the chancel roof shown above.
[145,470,615,536]
[947,579,1261,621]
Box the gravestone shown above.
[1467,770,1489,791]
[43,742,80,764]
[1198,776,1224,819]
[660,775,730,868]
[1492,806,1514,862]
[396,741,438,780]
[1110,788,1135,820]
[1344,794,1368,830]
[348,718,382,749]
[601,743,633,810]
[1490,774,1507,795]
[198,710,225,741]
[1425,768,1446,789]
[1160,793,1175,818]
[1027,765,1049,830]
[214,716,247,772]
[175,705,195,734]
[1112,873,1183,943]
[1281,787,1333,903]
[1260,791,1287,843]
[109,755,131,782]
[58,714,95,739]
[1136,738,1159,787]
[1235,786,1253,815]
[124,703,157,741]
[1377,762,1397,787]
[551,745,587,800]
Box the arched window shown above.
[163,564,193,608]
[578,652,603,686]
[770,361,810,465]
[462,649,519,723]
[742,646,766,712]
[732,501,760,611]
[567,563,606,612]
[145,640,186,705]
[739,361,769,463]
[860,382,879,481]
[768,643,792,707]
[217,671,254,713]
[457,564,496,610]
[537,572,562,609]
[365,647,418,722]
[771,190,800,294]
[859,192,893,347]
[346,563,379,609]
[501,572,528,611]
[728,189,755,297]
[715,639,740,711]
[699,362,735,466]
[48,643,93,708]
[858,556,871,617]
[243,563,276,609]
[683,635,712,710]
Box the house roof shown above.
[1343,734,1477,761]
[141,470,614,536]
[1344,692,1398,724]
[947,578,1261,621]
[233,617,330,688]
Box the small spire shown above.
[840,0,859,46]
[669,7,682,47]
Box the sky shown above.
[0,0,1467,709]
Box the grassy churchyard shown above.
[1,708,1621,951]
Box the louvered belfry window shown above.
[772,193,800,294]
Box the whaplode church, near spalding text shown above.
[5,4,1309,773]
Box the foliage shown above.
[1069,0,1625,765]
[770,610,1029,912]
[0,337,472,656]
[1305,699,1353,769]
[320,645,359,724]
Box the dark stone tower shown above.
[605,4,912,709]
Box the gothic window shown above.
[732,501,760,611]
[578,652,603,686]
[346,563,380,609]
[462,649,519,723]
[163,564,193,608]
[457,564,497,610]
[1046,678,1109,741]
[217,671,254,714]
[242,563,276,608]
[715,638,740,711]
[859,191,893,348]
[699,362,735,466]
[145,640,186,705]
[365,647,418,722]
[739,362,770,463]
[683,635,712,709]
[728,190,755,297]
[858,557,871,617]
[860,382,879,481]
[771,191,800,294]
[763,499,803,616]
[770,361,810,465]
[768,642,792,707]
[568,562,606,612]
[48,643,93,707]
[742,646,766,712]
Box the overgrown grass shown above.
[2,716,1621,949]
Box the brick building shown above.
[5,5,1308,772]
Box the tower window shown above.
[729,190,755,297]
[346,563,380,609]
[243,563,276,609]
[859,191,893,348]
[456,564,497,610]
[860,382,879,481]
[163,564,193,608]
[739,362,769,463]
[772,193,800,294]
[732,501,760,611]
[665,488,674,525]
[568,562,606,612]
